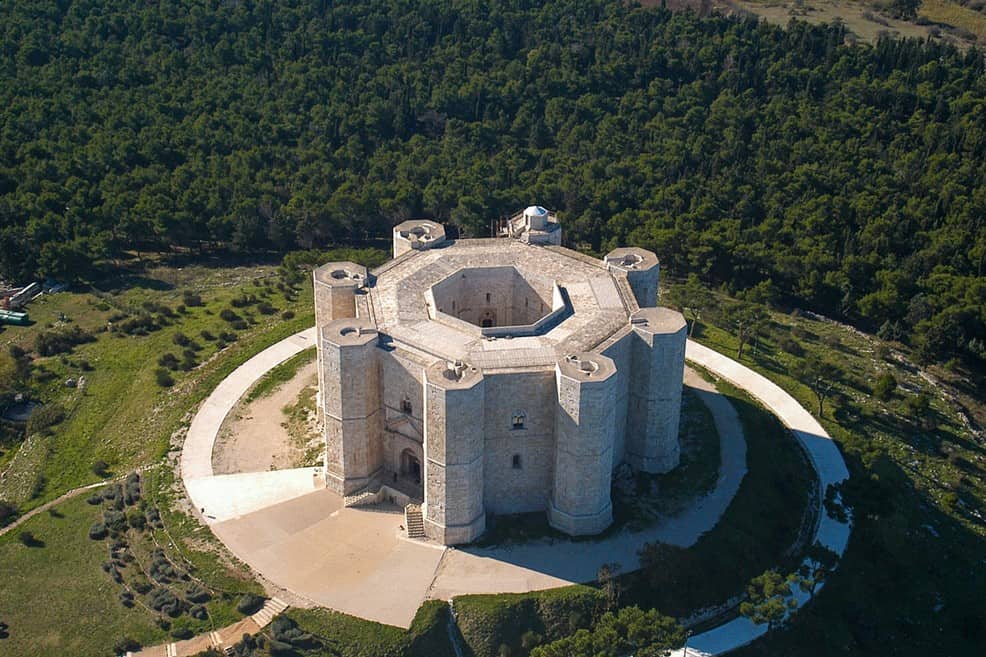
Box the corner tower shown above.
[393,220,447,259]
[627,308,687,473]
[549,353,618,536]
[321,318,383,495]
[423,360,486,544]
[604,247,659,308]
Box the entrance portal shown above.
[400,448,422,485]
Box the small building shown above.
[315,209,686,545]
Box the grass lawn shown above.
[286,600,455,657]
[0,260,315,509]
[0,494,165,657]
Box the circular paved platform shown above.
[180,328,851,655]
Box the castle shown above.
[314,207,686,544]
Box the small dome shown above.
[524,205,548,218]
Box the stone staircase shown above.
[343,485,380,507]
[404,504,425,539]
[251,596,289,627]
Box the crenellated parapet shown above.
[423,360,486,544]
[549,352,617,536]
[626,307,687,473]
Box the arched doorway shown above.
[480,309,496,328]
[400,448,422,485]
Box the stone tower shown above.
[549,353,618,536]
[627,308,688,473]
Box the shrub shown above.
[173,331,191,347]
[120,591,135,608]
[873,373,896,401]
[133,579,153,594]
[86,493,102,505]
[149,587,183,616]
[281,310,295,320]
[186,584,211,604]
[18,531,37,546]
[257,301,276,315]
[0,500,18,527]
[91,459,110,477]
[35,326,95,356]
[26,403,66,435]
[219,308,240,322]
[219,331,237,342]
[189,604,209,620]
[89,521,108,540]
[127,509,146,530]
[200,330,216,341]
[158,352,180,370]
[171,627,194,640]
[155,368,175,387]
[230,319,248,331]
[124,473,141,505]
[236,593,264,615]
[182,291,204,307]
[113,638,141,653]
[777,335,804,357]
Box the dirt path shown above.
[0,466,153,538]
[211,361,319,475]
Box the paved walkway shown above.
[426,367,747,599]
[667,341,853,657]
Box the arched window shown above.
[401,395,412,414]
[512,454,522,469]
[512,411,526,430]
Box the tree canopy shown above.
[0,0,983,370]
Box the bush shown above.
[91,459,110,477]
[171,627,194,640]
[113,638,141,653]
[230,319,249,331]
[158,353,180,370]
[104,509,128,533]
[237,593,264,615]
[26,403,66,435]
[89,521,108,540]
[257,301,276,315]
[200,330,216,341]
[219,308,240,322]
[182,291,204,307]
[35,326,95,356]
[149,587,183,616]
[186,584,211,604]
[0,500,18,527]
[18,531,37,546]
[189,604,209,620]
[873,373,896,401]
[173,331,191,347]
[127,508,146,530]
[219,331,237,342]
[155,368,175,387]
[124,473,141,505]
[281,310,295,320]
[86,493,102,505]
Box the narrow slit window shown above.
[512,454,522,469]
[401,396,412,414]
[512,412,526,429]
[486,292,491,303]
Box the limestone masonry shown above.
[315,206,687,544]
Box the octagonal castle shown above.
[315,207,686,544]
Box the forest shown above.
[0,0,984,372]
